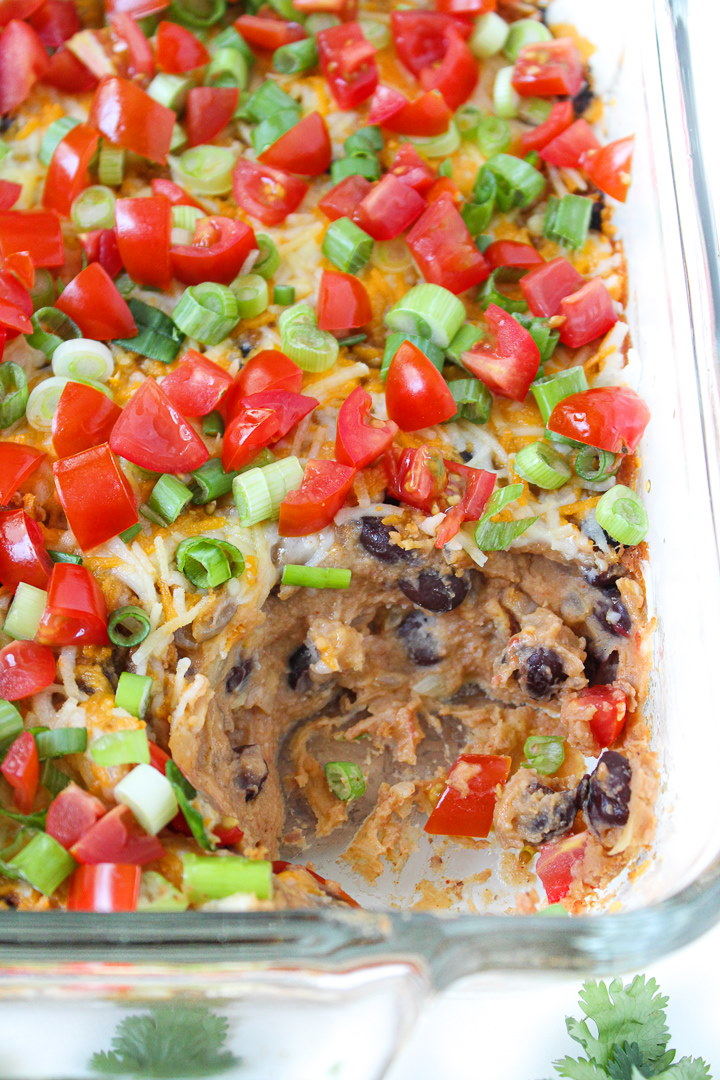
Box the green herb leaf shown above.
[651,1059,713,1079]
[566,977,671,1071]
[554,1059,610,1080]
[165,760,216,852]
[0,805,47,830]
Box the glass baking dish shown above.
[1,0,719,1076]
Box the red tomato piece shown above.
[391,11,462,77]
[369,86,452,137]
[317,269,372,332]
[110,12,154,78]
[540,119,600,169]
[547,386,650,455]
[558,277,617,348]
[536,831,587,903]
[436,0,495,12]
[406,197,490,294]
[278,458,356,536]
[155,20,209,72]
[385,340,456,431]
[434,462,495,547]
[355,173,425,242]
[519,256,585,318]
[4,250,35,290]
[519,100,574,155]
[29,0,80,48]
[36,562,109,647]
[0,0,44,25]
[0,19,48,113]
[1,731,39,814]
[367,84,405,125]
[512,37,584,97]
[426,176,462,207]
[389,143,436,195]
[115,195,172,290]
[53,443,138,551]
[213,824,245,847]
[151,177,206,211]
[574,685,628,747]
[52,380,123,459]
[0,180,21,210]
[42,45,98,93]
[110,377,209,473]
[232,158,308,226]
[384,446,447,513]
[317,22,377,109]
[0,640,56,701]
[230,349,303,400]
[419,25,477,111]
[234,13,305,50]
[292,0,356,13]
[221,407,280,472]
[317,175,372,222]
[238,389,318,438]
[80,227,124,280]
[484,240,544,271]
[46,783,107,850]
[0,298,31,337]
[170,216,256,287]
[259,112,332,177]
[0,508,52,590]
[335,386,397,468]
[71,804,165,865]
[581,136,634,203]
[0,209,64,268]
[105,0,169,17]
[0,269,33,337]
[89,75,175,164]
[161,350,233,417]
[68,863,141,912]
[424,754,511,837]
[185,86,239,148]
[56,262,136,340]
[0,443,45,505]
[461,303,540,401]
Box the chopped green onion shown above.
[114,298,184,363]
[474,483,537,551]
[3,583,47,641]
[173,282,239,346]
[48,550,82,565]
[573,446,621,483]
[98,142,126,187]
[324,760,365,801]
[470,11,509,58]
[9,833,76,896]
[253,234,280,280]
[115,673,153,721]
[230,273,269,319]
[281,565,351,589]
[251,108,301,156]
[305,12,340,34]
[273,284,295,306]
[92,727,150,766]
[182,851,273,902]
[330,154,381,184]
[245,80,299,123]
[190,458,237,503]
[169,122,188,154]
[139,870,189,912]
[478,269,528,314]
[40,759,71,796]
[513,312,559,365]
[0,700,23,750]
[168,0,225,28]
[381,332,445,380]
[233,456,304,527]
[165,760,214,851]
[524,149,541,168]
[147,72,192,112]
[484,153,545,208]
[531,367,588,423]
[504,18,553,61]
[358,17,389,50]
[462,199,494,238]
[119,523,142,544]
[595,485,649,546]
[545,428,585,449]
[409,119,460,158]
[272,36,318,74]
[493,66,521,119]
[538,903,570,917]
[70,185,116,231]
[282,322,338,372]
[278,302,315,331]
[438,158,453,177]
[447,378,492,424]
[345,126,383,155]
[108,606,152,648]
[522,734,565,775]
[543,195,593,251]
[0,362,28,430]
[514,440,572,490]
[322,217,373,273]
[475,114,511,158]
[171,205,204,232]
[35,727,87,759]
[203,410,225,437]
[385,282,465,348]
[52,338,114,383]
[171,145,235,196]
[446,323,484,363]
[371,238,413,275]
[25,376,68,431]
[337,333,366,347]
[205,45,248,88]
[455,105,482,139]
[213,24,255,65]
[175,537,245,589]
[115,763,178,835]
[518,97,553,127]
[29,269,55,312]
[39,116,81,166]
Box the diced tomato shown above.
[185,86,239,148]
[259,112,331,177]
[367,84,405,125]
[115,196,172,290]
[46,783,107,850]
[425,754,511,837]
[461,303,540,401]
[161,350,233,417]
[435,461,495,547]
[213,823,244,847]
[170,215,256,286]
[0,180,21,211]
[540,119,600,169]
[581,136,634,203]
[0,640,56,701]
[335,385,397,469]
[68,863,141,912]
[0,19,49,114]
[229,349,303,401]
[29,0,80,48]
[3,251,34,290]
[317,269,371,332]
[424,176,462,208]
[435,0,495,12]
[292,0,357,12]
[0,269,33,336]
[110,377,209,473]
[80,227,124,280]
[36,562,109,647]
[369,85,452,137]
[0,298,31,337]
[89,75,175,164]
[354,173,425,242]
[512,37,584,98]
[53,443,138,551]
[0,508,52,590]
[0,443,45,505]
[317,175,371,222]
[558,277,617,348]
[384,446,447,513]
[0,0,44,25]
[407,197,490,295]
[536,831,587,903]
[151,177,206,212]
[52,381,122,459]
[391,11,464,77]
[71,804,165,865]
[574,685,628,747]
[234,13,305,50]
[1,731,39,814]
[155,20,208,72]
[385,340,456,431]
[519,256,585,318]
[105,0,169,17]
[278,458,356,536]
[420,25,477,111]
[110,12,154,78]
[232,158,308,226]
[547,386,650,455]
[389,143,436,196]
[0,209,64,268]
[317,22,377,109]
[221,407,279,472]
[519,100,574,155]
[42,45,98,93]
[484,240,544,271]
[235,388,318,437]
[55,262,136,340]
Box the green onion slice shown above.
[385,283,465,349]
[0,363,29,430]
[3,583,47,641]
[40,760,71,797]
[27,306,82,357]
[446,323,484,364]
[35,727,88,759]
[281,565,351,589]
[281,322,338,372]
[252,108,300,157]
[573,446,621,484]
[70,185,116,231]
[206,45,249,88]
[595,484,649,546]
[324,760,366,801]
[29,269,55,312]
[9,833,76,896]
[381,332,445,380]
[470,11,509,58]
[253,234,280,279]
[504,17,553,61]
[521,734,565,776]
[138,870,189,912]
[114,673,154,721]
[448,378,492,425]
[345,125,383,155]
[475,114,511,158]
[331,154,381,185]
[357,17,389,50]
[273,284,295,306]
[25,376,68,432]
[115,762,178,836]
[322,217,374,274]
[51,338,114,383]
[478,270,528,314]
[514,440,571,490]
[119,523,142,544]
[175,537,245,589]
[474,483,538,551]
[98,142,126,187]
[531,367,588,424]
[173,283,239,346]
[305,13,340,34]
[39,116,81,166]
[0,700,23,750]
[171,145,235,196]
[230,273,269,319]
[182,851,273,901]
[245,80,299,122]
[514,313,559,365]
[48,550,82,565]
[371,238,412,275]
[233,456,304,527]
[108,606,152,648]
[484,152,545,209]
[91,726,150,766]
[165,760,215,851]
[190,458,238,504]
[409,119,461,158]
[278,302,315,332]
[543,194,592,251]
[146,474,194,525]
[168,0,225,28]
[272,36,318,74]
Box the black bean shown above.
[517,785,579,845]
[239,341,253,357]
[359,517,412,564]
[584,647,619,686]
[582,565,623,591]
[399,568,470,613]
[287,643,314,691]
[459,449,474,463]
[521,647,566,699]
[0,116,13,135]
[397,610,441,666]
[572,82,595,116]
[582,750,632,831]
[234,744,269,802]
[589,195,605,232]
[226,656,253,693]
[594,589,631,637]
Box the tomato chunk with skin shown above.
[0,210,64,268]
[547,386,650,455]
[161,351,234,417]
[572,686,628,748]
[318,175,372,222]
[0,19,48,114]
[55,262,137,340]
[52,380,123,459]
[335,386,398,468]
[222,407,280,472]
[278,459,356,536]
[581,136,634,203]
[425,754,511,837]
[1,731,39,814]
[317,22,377,109]
[558,277,617,348]
[234,13,305,50]
[519,100,575,155]
[232,159,308,227]
[115,196,172,291]
[419,25,478,112]
[435,462,495,548]
[237,389,318,438]
[68,863,141,912]
[170,216,257,287]
[42,44,97,93]
[407,197,490,295]
[385,446,447,513]
[185,86,239,148]
[389,144,436,195]
[89,75,175,164]
[53,443,138,551]
[71,804,165,865]
[385,340,456,430]
[0,443,44,505]
[519,256,585,318]
[369,86,452,137]
[0,180,21,210]
[512,37,584,98]
[80,227,123,279]
[461,303,540,401]
[540,119,600,170]
[391,11,465,77]
[155,20,209,73]
[110,377,209,473]
[42,123,99,218]
[230,349,303,401]
[151,177,205,211]
[355,174,425,241]
[46,783,107,850]
[484,240,544,271]
[36,562,109,647]
[317,270,371,332]
[0,640,56,701]
[259,112,332,177]
[536,831,587,903]
[0,508,52,590]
